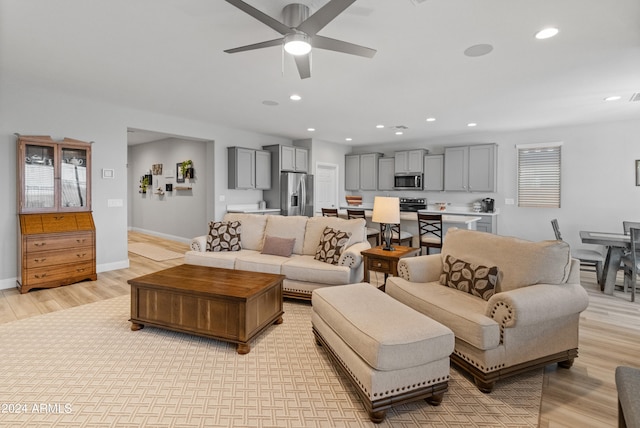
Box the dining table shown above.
[579,231,631,295]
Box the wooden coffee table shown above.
[128,264,285,354]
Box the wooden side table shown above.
[361,245,421,289]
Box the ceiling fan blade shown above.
[294,54,311,79]
[224,38,284,54]
[297,0,356,36]
[312,35,376,58]
[225,0,291,35]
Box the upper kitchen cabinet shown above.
[345,153,382,191]
[395,149,426,174]
[444,144,497,192]
[280,145,308,172]
[378,157,395,191]
[423,154,444,191]
[17,135,92,213]
[228,147,271,189]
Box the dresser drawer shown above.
[24,262,95,287]
[367,257,391,272]
[25,246,94,269]
[25,232,94,252]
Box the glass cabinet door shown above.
[60,146,88,209]
[23,143,56,210]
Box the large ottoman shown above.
[312,283,455,423]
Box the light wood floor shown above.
[1,231,638,427]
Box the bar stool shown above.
[380,223,413,247]
[347,209,380,246]
[418,213,443,255]
[322,208,339,217]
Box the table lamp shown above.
[372,196,400,251]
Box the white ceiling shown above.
[2,0,639,146]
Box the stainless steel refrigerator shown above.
[278,172,314,216]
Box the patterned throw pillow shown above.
[206,221,241,252]
[439,255,499,301]
[314,227,351,265]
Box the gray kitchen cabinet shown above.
[228,147,271,189]
[345,153,382,191]
[359,153,380,190]
[395,149,426,174]
[378,157,395,190]
[255,149,271,189]
[444,144,496,192]
[423,154,444,191]
[345,154,360,190]
[281,145,308,172]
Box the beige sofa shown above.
[386,228,589,392]
[185,213,371,299]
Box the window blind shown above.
[517,144,561,208]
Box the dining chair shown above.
[417,213,443,255]
[380,223,413,247]
[621,227,639,302]
[346,209,380,246]
[551,219,605,282]
[321,208,339,217]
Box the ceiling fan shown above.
[223,0,376,79]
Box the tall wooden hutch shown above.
[16,135,97,293]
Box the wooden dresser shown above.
[16,135,96,293]
[17,212,97,293]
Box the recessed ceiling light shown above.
[464,44,493,57]
[395,131,403,135]
[262,100,279,106]
[289,94,302,101]
[345,138,352,142]
[604,95,621,101]
[535,27,559,40]
[376,124,385,129]
[467,123,477,127]
[426,117,436,122]
[307,128,315,132]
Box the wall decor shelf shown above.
[175,186,193,191]
[16,135,96,293]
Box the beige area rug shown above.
[0,296,542,428]
[128,242,184,261]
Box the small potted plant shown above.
[181,160,194,179]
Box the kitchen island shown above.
[226,204,281,214]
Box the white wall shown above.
[0,77,289,289]
[352,118,640,249]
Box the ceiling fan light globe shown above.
[284,33,311,55]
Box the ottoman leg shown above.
[426,392,444,406]
[369,410,386,424]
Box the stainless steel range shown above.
[399,197,427,212]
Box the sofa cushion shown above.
[441,228,572,292]
[184,249,258,269]
[302,217,366,256]
[261,235,296,257]
[312,283,454,371]
[235,253,297,275]
[385,278,501,351]
[264,215,308,255]
[223,213,268,251]
[314,227,351,265]
[281,255,352,285]
[440,255,499,301]
[207,221,241,252]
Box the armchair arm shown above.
[397,254,443,282]
[487,282,589,329]
[339,241,372,269]
[190,235,207,252]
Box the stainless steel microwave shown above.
[394,174,423,190]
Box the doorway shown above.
[315,162,339,215]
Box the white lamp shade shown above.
[372,196,400,224]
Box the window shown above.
[516,142,562,208]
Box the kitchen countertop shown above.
[336,208,481,224]
[226,204,281,214]
[340,204,499,216]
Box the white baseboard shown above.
[97,259,130,273]
[0,277,17,291]
[129,227,191,244]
